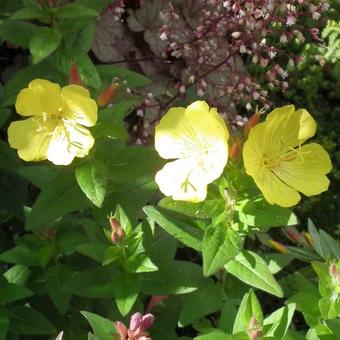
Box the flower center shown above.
[263,145,309,170]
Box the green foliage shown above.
[0,1,338,339]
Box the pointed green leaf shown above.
[225,251,283,297]
[81,311,117,340]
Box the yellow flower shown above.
[155,101,229,202]
[8,79,97,165]
[243,105,332,207]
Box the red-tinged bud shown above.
[109,216,125,243]
[69,63,82,85]
[247,317,262,340]
[140,314,155,331]
[269,240,289,254]
[97,83,119,107]
[229,141,242,160]
[244,111,260,136]
[146,295,168,313]
[115,321,127,340]
[329,263,337,278]
[304,232,313,248]
[285,227,303,244]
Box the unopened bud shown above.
[69,63,82,86]
[109,216,125,243]
[285,228,303,244]
[229,141,242,160]
[248,317,262,340]
[269,240,289,254]
[244,111,260,136]
[146,295,168,313]
[130,312,143,331]
[329,263,337,278]
[97,83,119,107]
[304,232,313,248]
[140,314,155,331]
[115,321,127,339]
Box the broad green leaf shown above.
[3,265,30,285]
[96,65,150,88]
[29,27,62,64]
[9,306,56,335]
[77,0,113,12]
[195,333,231,340]
[56,3,98,18]
[0,281,32,304]
[18,165,57,189]
[81,311,117,340]
[286,292,321,317]
[77,243,107,263]
[264,253,294,274]
[113,204,133,235]
[159,196,225,219]
[233,290,263,334]
[124,253,158,273]
[140,261,212,295]
[63,267,118,298]
[308,219,327,259]
[326,319,340,337]
[25,173,90,230]
[0,246,39,266]
[112,272,139,316]
[102,246,122,266]
[143,206,203,251]
[202,223,241,276]
[10,7,46,20]
[311,261,333,298]
[219,298,237,333]
[236,198,298,227]
[179,285,224,327]
[0,20,39,48]
[263,304,296,338]
[45,265,71,314]
[225,251,283,297]
[319,298,340,320]
[283,330,306,340]
[75,159,108,207]
[319,230,340,260]
[286,246,321,262]
[0,308,9,340]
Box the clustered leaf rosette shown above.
[243,105,332,207]
[8,79,98,165]
[154,101,229,202]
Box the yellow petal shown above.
[61,85,98,127]
[7,117,55,161]
[155,159,208,202]
[252,167,301,207]
[155,101,229,160]
[274,143,332,196]
[265,105,316,152]
[15,79,62,117]
[47,122,94,165]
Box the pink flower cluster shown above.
[115,313,155,340]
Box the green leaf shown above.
[3,265,30,285]
[311,261,333,298]
[45,265,71,314]
[202,223,241,276]
[0,246,39,266]
[159,196,225,219]
[326,319,340,337]
[0,281,32,304]
[236,198,298,227]
[112,272,139,316]
[25,173,90,230]
[319,230,340,260]
[140,261,212,295]
[63,267,117,298]
[124,253,158,273]
[75,159,108,207]
[10,7,46,20]
[319,298,340,320]
[143,206,203,251]
[233,290,263,334]
[96,65,150,88]
[0,108,11,128]
[9,306,56,335]
[56,3,98,19]
[264,253,294,275]
[286,292,321,317]
[113,204,133,235]
[0,20,39,48]
[81,311,117,340]
[77,243,107,263]
[0,308,9,340]
[195,333,232,340]
[29,27,62,64]
[225,251,283,297]
[179,285,224,327]
[219,298,237,333]
[263,304,296,338]
[308,219,327,259]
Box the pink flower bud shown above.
[129,312,143,332]
[140,314,155,331]
[115,321,127,340]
